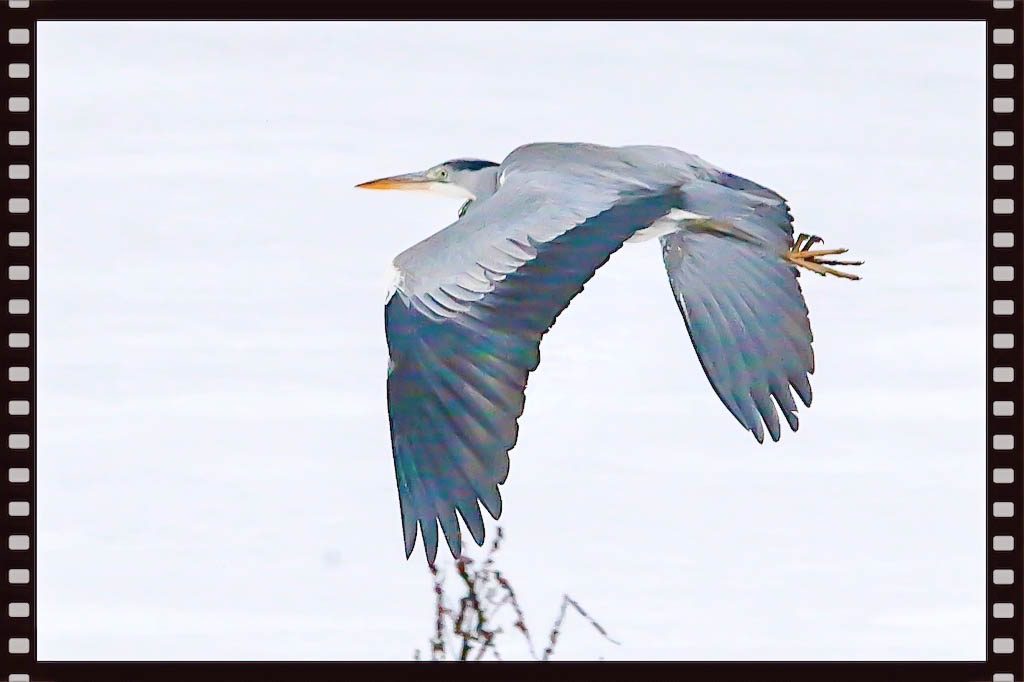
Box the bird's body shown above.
[357,142,862,564]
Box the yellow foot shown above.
[786,233,864,280]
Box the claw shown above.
[793,233,824,251]
[786,236,862,280]
[804,235,824,250]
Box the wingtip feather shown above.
[751,421,765,444]
[421,518,439,565]
[457,501,487,547]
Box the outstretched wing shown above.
[386,143,689,563]
[661,173,813,443]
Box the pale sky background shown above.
[37,21,986,661]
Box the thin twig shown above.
[428,563,448,661]
[565,595,621,646]
[416,526,617,661]
[542,594,620,660]
[455,556,490,660]
[495,570,536,659]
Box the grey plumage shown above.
[358,142,861,564]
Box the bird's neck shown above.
[464,166,501,202]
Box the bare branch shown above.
[416,527,617,662]
[495,569,536,659]
[565,595,621,646]
[542,594,619,660]
[428,562,448,661]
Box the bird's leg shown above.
[786,233,864,280]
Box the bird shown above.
[356,142,862,565]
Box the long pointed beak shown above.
[355,172,433,191]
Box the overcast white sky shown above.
[37,21,986,661]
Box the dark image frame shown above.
[2,1,1021,680]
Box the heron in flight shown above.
[357,142,862,564]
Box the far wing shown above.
[387,144,687,563]
[661,179,813,443]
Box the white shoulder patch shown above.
[667,208,710,221]
[626,208,710,244]
[385,263,405,303]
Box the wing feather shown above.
[385,143,821,561]
[662,223,814,443]
[386,145,688,561]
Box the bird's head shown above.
[355,159,500,204]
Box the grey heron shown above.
[356,142,862,564]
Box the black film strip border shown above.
[0,1,1021,681]
[988,1,1023,680]
[3,0,34,677]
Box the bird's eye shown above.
[437,169,448,180]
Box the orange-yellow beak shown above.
[355,172,433,191]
